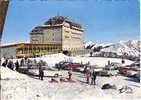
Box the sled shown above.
[49,79,59,83]
[62,78,75,83]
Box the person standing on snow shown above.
[91,69,97,85]
[86,69,91,84]
[68,70,72,80]
[108,60,110,65]
[15,60,19,71]
[121,58,125,64]
[7,60,14,70]
[38,61,44,80]
[20,58,24,66]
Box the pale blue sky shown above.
[2,0,140,44]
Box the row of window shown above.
[17,47,61,54]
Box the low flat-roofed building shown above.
[0,43,61,58]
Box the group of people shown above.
[83,62,97,85]
[85,68,97,85]
[1,57,45,81]
[1,57,97,85]
[2,58,20,71]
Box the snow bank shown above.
[1,67,49,100]
[1,67,27,79]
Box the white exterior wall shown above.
[0,47,16,58]
[62,22,84,51]
[43,28,62,44]
[62,22,71,50]
[30,34,43,44]
[70,29,83,50]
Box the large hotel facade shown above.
[30,16,84,51]
[0,16,85,58]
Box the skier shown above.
[91,69,97,85]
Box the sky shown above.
[1,0,140,44]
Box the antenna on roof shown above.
[65,15,69,20]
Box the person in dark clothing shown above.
[86,69,91,84]
[2,59,8,67]
[58,63,61,71]
[5,59,8,65]
[20,59,24,66]
[38,62,44,80]
[2,61,6,67]
[68,70,72,80]
[39,69,44,80]
[7,60,14,70]
[15,60,19,71]
[108,60,110,65]
[121,58,125,64]
[91,70,97,85]
[55,63,60,71]
[84,65,87,73]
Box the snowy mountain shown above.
[84,41,95,49]
[84,40,140,57]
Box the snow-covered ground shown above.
[1,53,140,100]
[1,67,141,100]
[24,53,133,67]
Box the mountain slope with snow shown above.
[84,40,140,57]
[101,40,140,57]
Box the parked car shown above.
[64,63,83,71]
[129,62,140,71]
[56,61,84,72]
[118,67,132,76]
[55,61,70,69]
[111,62,121,69]
[105,62,121,70]
[97,70,112,77]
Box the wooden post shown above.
[0,0,9,40]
